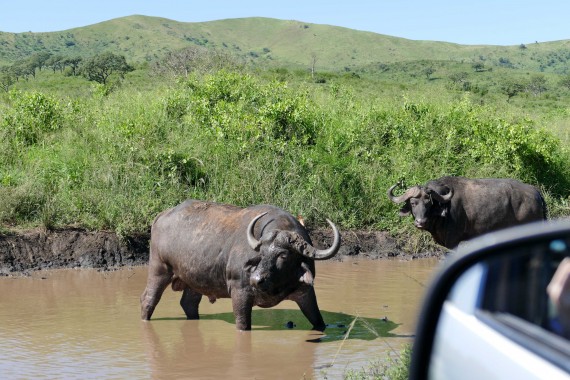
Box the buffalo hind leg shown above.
[180,288,202,319]
[140,261,173,320]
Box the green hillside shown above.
[1,15,570,249]
[1,15,570,73]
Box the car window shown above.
[473,238,570,369]
[479,242,566,332]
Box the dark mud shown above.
[0,227,444,275]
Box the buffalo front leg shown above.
[294,287,326,331]
[231,291,254,331]
[140,260,173,320]
[180,289,202,320]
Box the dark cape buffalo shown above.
[388,176,547,249]
[140,200,341,331]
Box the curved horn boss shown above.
[428,186,453,203]
[247,213,341,260]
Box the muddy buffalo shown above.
[388,176,547,249]
[140,200,341,331]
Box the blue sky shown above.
[1,0,568,46]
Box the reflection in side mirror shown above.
[410,220,570,380]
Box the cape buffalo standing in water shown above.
[140,200,341,331]
[388,176,547,249]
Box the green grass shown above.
[0,66,569,247]
[341,344,412,380]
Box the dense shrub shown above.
[1,90,63,146]
[0,70,568,237]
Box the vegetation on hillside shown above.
[0,17,569,250]
[0,65,568,246]
[2,16,570,73]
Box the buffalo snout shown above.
[414,218,429,229]
[250,271,270,290]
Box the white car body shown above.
[429,263,569,380]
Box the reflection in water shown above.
[0,257,438,379]
[140,321,322,379]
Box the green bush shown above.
[1,90,62,146]
[0,69,568,238]
[145,150,208,188]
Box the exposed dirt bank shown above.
[0,227,444,275]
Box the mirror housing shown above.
[410,220,570,379]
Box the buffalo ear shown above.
[430,201,449,217]
[399,202,411,216]
[299,262,314,286]
[430,201,448,218]
[244,256,262,272]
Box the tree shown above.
[472,62,485,72]
[498,57,513,68]
[377,63,389,72]
[29,52,52,71]
[422,66,435,80]
[310,52,318,79]
[12,59,36,80]
[527,74,547,96]
[500,79,525,102]
[46,55,65,73]
[81,52,134,85]
[449,72,468,85]
[559,75,570,91]
[0,67,16,92]
[63,56,83,76]
[153,46,204,77]
[151,46,239,78]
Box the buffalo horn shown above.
[429,187,453,203]
[387,183,422,204]
[299,219,341,260]
[247,213,341,260]
[246,212,267,251]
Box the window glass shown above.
[478,238,569,338]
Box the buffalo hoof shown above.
[312,324,326,332]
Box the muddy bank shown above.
[0,227,443,275]
[0,228,149,275]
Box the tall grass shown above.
[342,344,412,380]
[0,69,568,241]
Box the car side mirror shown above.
[409,220,570,379]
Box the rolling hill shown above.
[1,15,570,73]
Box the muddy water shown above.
[0,257,439,379]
